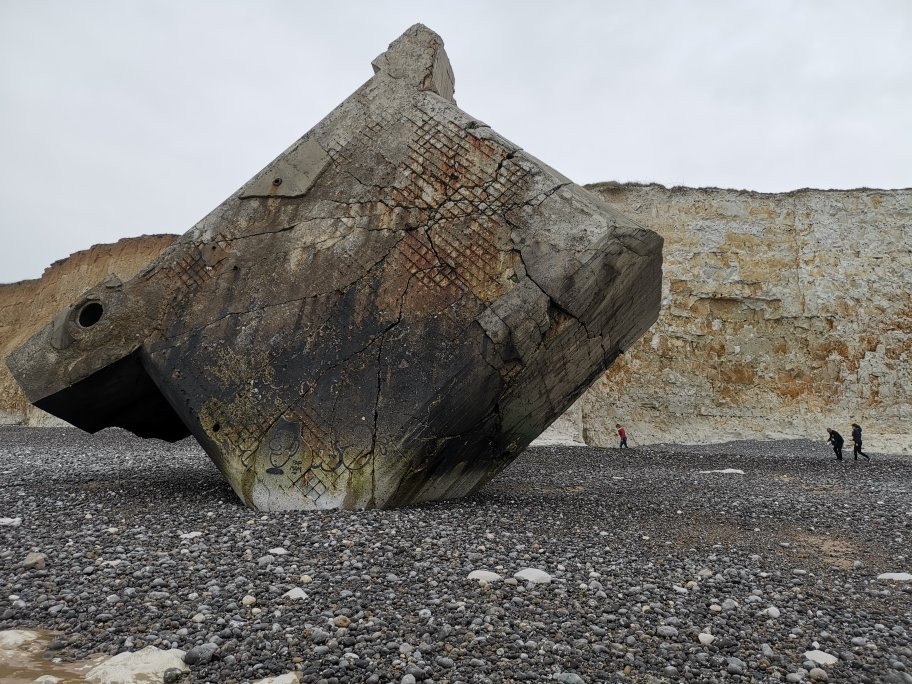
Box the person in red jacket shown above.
[616,423,629,448]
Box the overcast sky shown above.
[1,1,910,283]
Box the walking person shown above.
[616,423,629,449]
[826,428,844,461]
[851,423,869,461]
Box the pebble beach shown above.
[1,427,910,683]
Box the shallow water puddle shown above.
[0,629,106,683]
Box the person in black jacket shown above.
[851,423,869,461]
[827,428,844,460]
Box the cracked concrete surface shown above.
[6,24,662,510]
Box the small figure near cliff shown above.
[827,428,844,460]
[851,423,870,461]
[616,423,629,448]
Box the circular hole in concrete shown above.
[77,302,103,328]
[212,423,221,433]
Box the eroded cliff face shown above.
[578,184,912,454]
[0,235,178,425]
[3,184,910,454]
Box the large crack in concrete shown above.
[6,23,663,510]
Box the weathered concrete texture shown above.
[5,185,909,457]
[0,235,178,426]
[578,183,912,453]
[6,25,662,510]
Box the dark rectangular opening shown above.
[35,349,191,442]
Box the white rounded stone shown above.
[803,650,838,666]
[0,629,40,649]
[85,646,187,684]
[514,568,552,584]
[253,673,300,684]
[467,570,503,583]
[877,572,912,581]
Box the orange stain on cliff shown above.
[748,206,777,220]
[720,363,755,385]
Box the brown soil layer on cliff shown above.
[580,184,912,454]
[0,235,178,425]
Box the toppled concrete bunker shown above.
[7,25,662,510]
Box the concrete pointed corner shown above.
[7,25,661,511]
[371,23,455,103]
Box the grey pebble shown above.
[1,430,910,683]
